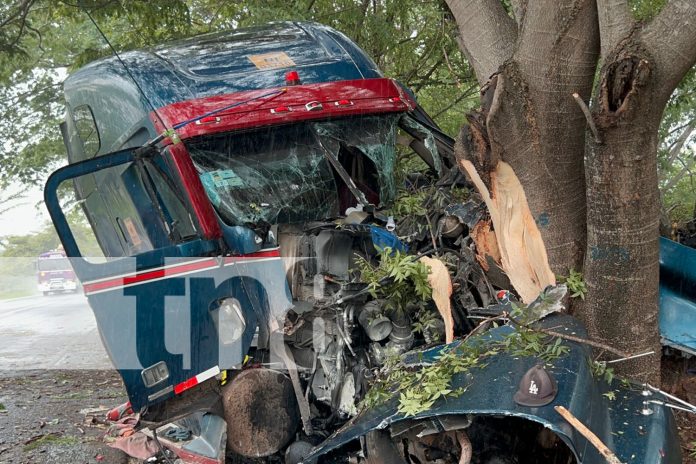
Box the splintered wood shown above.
[555,406,624,464]
[461,159,555,303]
[419,256,455,343]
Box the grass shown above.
[23,434,78,452]
[0,262,38,300]
[0,402,5,411]
[0,289,35,300]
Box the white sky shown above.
[0,182,49,238]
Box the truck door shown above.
[44,147,261,409]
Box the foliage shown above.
[628,0,667,20]
[0,210,100,259]
[590,360,616,384]
[0,223,60,259]
[558,269,588,300]
[363,322,570,416]
[412,307,441,337]
[389,189,429,218]
[356,246,432,312]
[498,326,570,362]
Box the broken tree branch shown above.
[507,314,632,359]
[572,92,602,144]
[555,406,624,464]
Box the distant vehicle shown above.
[37,250,78,295]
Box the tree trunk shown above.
[583,48,663,382]
[447,0,696,381]
[448,0,598,289]
[581,0,696,381]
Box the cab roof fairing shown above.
[149,78,415,144]
[62,21,384,156]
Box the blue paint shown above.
[659,237,696,355]
[305,315,682,464]
[535,211,550,228]
[62,22,382,159]
[590,245,630,262]
[49,22,390,411]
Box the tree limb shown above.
[0,0,33,29]
[573,92,602,144]
[643,0,696,94]
[412,57,446,92]
[507,314,632,358]
[596,0,634,60]
[444,0,517,85]
[432,83,478,118]
[666,121,695,166]
[663,156,696,192]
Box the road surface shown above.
[0,292,111,370]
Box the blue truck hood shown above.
[305,314,681,463]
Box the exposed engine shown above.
[215,173,504,463]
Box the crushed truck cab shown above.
[45,21,682,464]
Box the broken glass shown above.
[398,114,443,176]
[187,115,400,225]
[313,115,399,205]
[189,123,339,225]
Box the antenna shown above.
[83,8,170,138]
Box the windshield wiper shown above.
[313,131,371,210]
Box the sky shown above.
[0,182,49,238]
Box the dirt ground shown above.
[0,370,129,464]
[0,367,694,463]
[662,355,696,463]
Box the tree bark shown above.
[582,0,696,382]
[584,50,663,382]
[448,0,599,280]
[447,0,696,382]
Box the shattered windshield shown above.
[187,115,399,225]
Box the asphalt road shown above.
[0,292,112,370]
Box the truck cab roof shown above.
[62,22,383,159]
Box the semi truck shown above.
[44,21,684,464]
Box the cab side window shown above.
[72,105,100,157]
